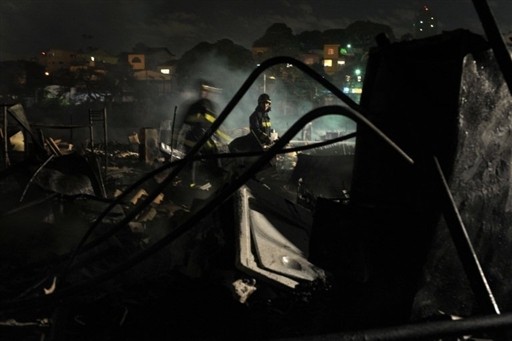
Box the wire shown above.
[57,56,362,283]
[0,57,412,311]
[0,104,412,313]
[19,154,56,203]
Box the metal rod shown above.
[102,106,108,181]
[277,311,512,341]
[170,105,177,162]
[19,154,56,203]
[2,105,9,168]
[433,156,500,315]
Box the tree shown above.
[0,61,46,102]
[175,39,255,93]
[322,29,347,45]
[296,30,324,51]
[132,42,149,53]
[252,23,302,61]
[344,20,396,48]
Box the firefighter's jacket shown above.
[249,108,272,146]
[181,99,229,154]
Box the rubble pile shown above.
[0,115,347,340]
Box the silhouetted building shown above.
[38,48,118,74]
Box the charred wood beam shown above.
[45,137,62,157]
[6,104,45,155]
[472,0,512,97]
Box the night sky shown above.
[0,0,511,61]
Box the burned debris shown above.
[2,26,512,341]
[0,87,353,339]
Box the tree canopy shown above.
[175,39,255,93]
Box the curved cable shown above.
[19,154,56,203]
[56,56,361,282]
[0,104,413,312]
[7,56,409,300]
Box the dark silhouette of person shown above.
[177,80,229,186]
[249,93,273,149]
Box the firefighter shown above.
[180,80,222,154]
[178,80,229,186]
[249,93,274,149]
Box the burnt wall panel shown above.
[340,29,491,327]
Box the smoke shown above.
[172,53,356,143]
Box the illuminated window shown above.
[327,48,334,55]
[337,60,345,66]
[324,59,333,67]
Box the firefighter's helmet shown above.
[198,79,222,93]
[258,93,271,104]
